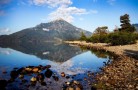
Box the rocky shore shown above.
[65,41,138,89]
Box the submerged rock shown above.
[0,80,7,90]
[30,77,37,82]
[37,73,45,82]
[32,68,39,73]
[52,76,59,81]
[10,70,19,79]
[19,74,24,79]
[45,69,53,78]
[61,72,65,77]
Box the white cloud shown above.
[30,0,72,7]
[48,5,87,23]
[0,28,11,35]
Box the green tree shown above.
[80,32,87,41]
[120,14,136,32]
[94,26,109,35]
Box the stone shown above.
[10,70,19,79]
[45,69,53,78]
[66,82,70,85]
[32,68,39,73]
[41,82,47,86]
[52,76,59,81]
[73,80,79,84]
[76,87,81,90]
[2,71,7,74]
[19,74,24,79]
[25,68,32,72]
[30,77,37,82]
[66,87,74,90]
[61,72,65,77]
[66,76,70,79]
[45,65,51,69]
[37,73,45,82]
[0,80,7,90]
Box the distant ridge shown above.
[0,19,92,42]
[133,24,138,32]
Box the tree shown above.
[80,32,87,41]
[94,26,108,35]
[120,14,136,32]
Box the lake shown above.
[0,42,112,90]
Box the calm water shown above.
[0,42,111,89]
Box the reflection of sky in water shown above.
[51,51,108,75]
[0,47,108,76]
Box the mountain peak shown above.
[50,18,68,23]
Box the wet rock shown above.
[17,67,24,73]
[19,74,24,79]
[61,72,65,77]
[76,87,81,90]
[2,71,7,74]
[10,70,19,79]
[37,73,45,82]
[66,86,74,90]
[25,68,32,72]
[64,81,83,90]
[66,76,70,79]
[32,68,39,73]
[45,65,51,69]
[41,82,47,86]
[73,80,79,84]
[0,80,7,90]
[91,86,97,90]
[30,77,37,82]
[65,82,70,85]
[22,79,28,83]
[84,77,87,81]
[45,69,53,78]
[52,76,59,81]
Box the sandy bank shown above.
[65,41,138,58]
[65,41,138,89]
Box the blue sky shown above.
[0,0,138,35]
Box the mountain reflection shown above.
[0,42,83,62]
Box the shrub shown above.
[90,34,109,43]
[108,32,136,45]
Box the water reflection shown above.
[0,42,112,90]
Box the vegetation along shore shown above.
[65,14,138,89]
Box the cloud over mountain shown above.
[30,0,88,22]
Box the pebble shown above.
[61,72,65,77]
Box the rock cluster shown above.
[93,55,138,89]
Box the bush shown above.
[108,32,136,45]
[90,34,109,43]
[134,33,138,40]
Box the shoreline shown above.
[65,41,138,89]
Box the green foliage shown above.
[90,34,109,43]
[108,32,136,45]
[94,26,109,34]
[120,14,136,32]
[80,32,87,41]
[134,33,138,40]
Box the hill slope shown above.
[0,19,91,42]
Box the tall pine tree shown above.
[120,14,136,32]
